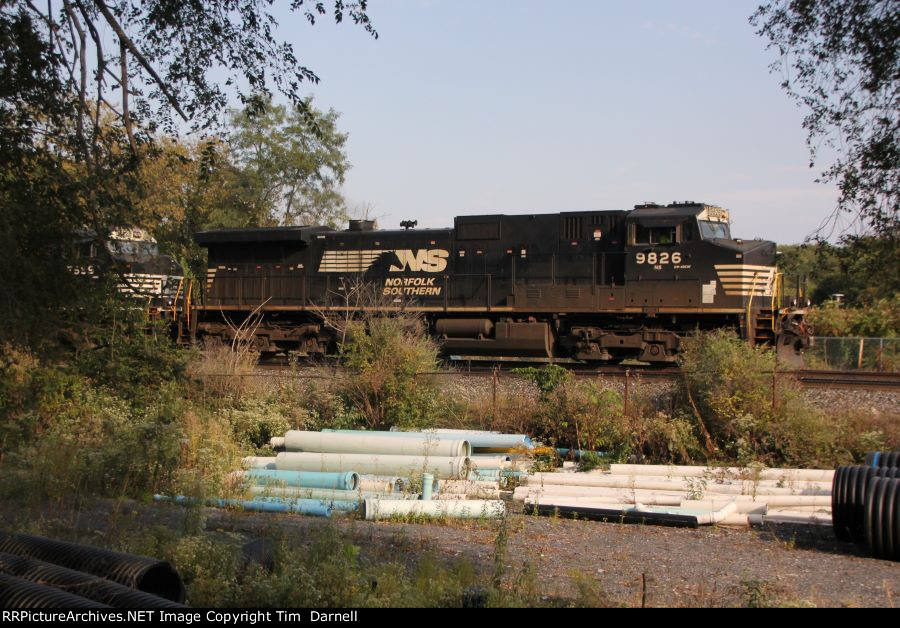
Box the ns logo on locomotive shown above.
[189,203,809,363]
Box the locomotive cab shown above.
[71,227,185,315]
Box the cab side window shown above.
[631,224,678,245]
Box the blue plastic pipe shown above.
[245,469,359,491]
[252,496,360,513]
[155,495,333,517]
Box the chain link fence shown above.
[805,337,899,371]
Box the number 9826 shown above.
[636,252,681,265]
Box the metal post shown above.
[858,337,865,370]
[491,366,499,430]
[772,348,778,413]
[624,369,630,418]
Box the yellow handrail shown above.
[771,271,782,332]
[745,271,759,341]
[172,277,184,321]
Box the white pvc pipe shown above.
[514,486,688,502]
[691,502,738,525]
[363,498,505,520]
[523,493,684,506]
[278,430,471,458]
[767,505,832,513]
[526,473,829,495]
[358,475,406,493]
[435,493,499,500]
[275,452,470,479]
[677,500,768,515]
[468,455,512,470]
[608,464,835,482]
[515,487,833,507]
[749,512,832,526]
[580,474,833,490]
[682,494,833,506]
[437,483,501,499]
[440,480,500,490]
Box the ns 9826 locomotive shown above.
[190,202,808,363]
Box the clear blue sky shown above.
[270,0,837,243]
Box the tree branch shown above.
[73,1,106,142]
[62,0,90,167]
[92,0,188,122]
[119,39,137,153]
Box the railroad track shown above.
[788,370,900,390]
[253,357,900,389]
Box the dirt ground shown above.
[3,498,898,608]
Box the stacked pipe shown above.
[322,428,534,484]
[516,464,836,527]
[833,452,900,561]
[269,430,472,479]
[250,428,518,518]
[0,532,185,607]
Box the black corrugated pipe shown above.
[0,532,184,603]
[865,477,899,561]
[833,466,900,543]
[523,503,700,528]
[832,466,850,541]
[865,451,900,468]
[0,572,109,608]
[0,552,186,608]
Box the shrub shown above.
[336,315,443,430]
[677,329,890,467]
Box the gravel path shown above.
[5,499,896,607]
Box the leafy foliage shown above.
[511,364,570,400]
[678,329,883,466]
[751,0,898,243]
[337,316,442,430]
[0,1,372,350]
[778,239,898,305]
[228,96,350,227]
[807,297,899,337]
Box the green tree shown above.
[750,0,900,278]
[751,0,898,243]
[0,1,374,347]
[779,237,899,305]
[228,97,351,228]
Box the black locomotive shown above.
[190,202,807,363]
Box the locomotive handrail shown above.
[771,272,782,332]
[745,270,759,342]
[172,276,184,321]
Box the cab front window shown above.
[699,220,730,240]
